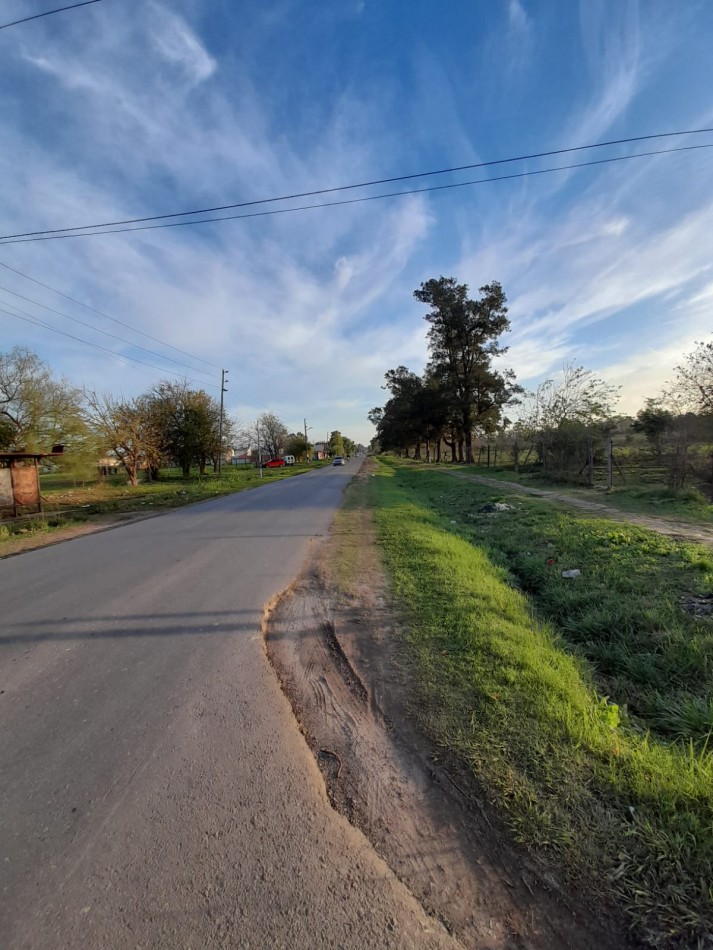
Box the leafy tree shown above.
[285,432,310,461]
[0,347,85,452]
[342,436,356,457]
[414,277,516,462]
[148,381,226,477]
[632,399,674,457]
[328,430,345,456]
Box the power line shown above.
[1,125,711,242]
[0,0,104,31]
[2,142,711,245]
[0,259,221,369]
[1,305,220,387]
[0,283,216,378]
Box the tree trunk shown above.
[123,460,138,486]
[425,438,431,463]
[182,460,191,477]
[436,439,442,463]
[199,458,207,476]
[413,442,422,460]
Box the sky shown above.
[1,0,712,446]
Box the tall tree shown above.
[0,347,85,452]
[148,381,225,477]
[414,277,515,462]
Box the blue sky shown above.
[1,0,712,444]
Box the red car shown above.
[264,458,286,468]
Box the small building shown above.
[0,447,65,517]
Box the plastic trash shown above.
[561,569,581,579]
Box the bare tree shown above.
[84,390,157,486]
[255,412,288,460]
[670,340,713,415]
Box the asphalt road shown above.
[0,461,458,950]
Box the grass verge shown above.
[367,457,713,947]
[442,463,713,523]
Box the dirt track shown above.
[444,470,713,547]
[265,470,632,950]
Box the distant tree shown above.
[342,436,356,457]
[328,430,345,456]
[84,390,157,486]
[632,399,674,457]
[414,277,516,462]
[0,346,85,452]
[257,412,288,460]
[285,432,310,461]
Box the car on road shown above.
[332,456,345,466]
[265,458,286,468]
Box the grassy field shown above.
[366,457,713,947]
[440,463,713,523]
[0,463,326,547]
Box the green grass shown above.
[366,458,713,947]
[437,462,713,523]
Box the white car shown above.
[332,456,345,466]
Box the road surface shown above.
[0,461,458,950]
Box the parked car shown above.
[332,456,345,466]
[265,458,286,468]
[282,455,296,466]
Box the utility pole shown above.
[304,418,310,464]
[257,422,263,479]
[217,369,228,475]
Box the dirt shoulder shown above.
[264,464,632,950]
[444,469,713,547]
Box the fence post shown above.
[607,439,613,490]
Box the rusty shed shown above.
[0,447,64,517]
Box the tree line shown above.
[0,347,357,486]
[370,276,713,492]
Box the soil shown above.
[446,470,713,548]
[265,468,634,950]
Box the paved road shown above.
[0,461,457,950]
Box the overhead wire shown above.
[0,283,216,378]
[0,0,104,31]
[1,142,711,245]
[1,305,220,387]
[0,125,711,241]
[0,259,221,369]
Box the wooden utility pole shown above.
[257,422,263,479]
[217,369,228,475]
[304,418,310,464]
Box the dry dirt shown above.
[445,470,713,547]
[265,468,633,950]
